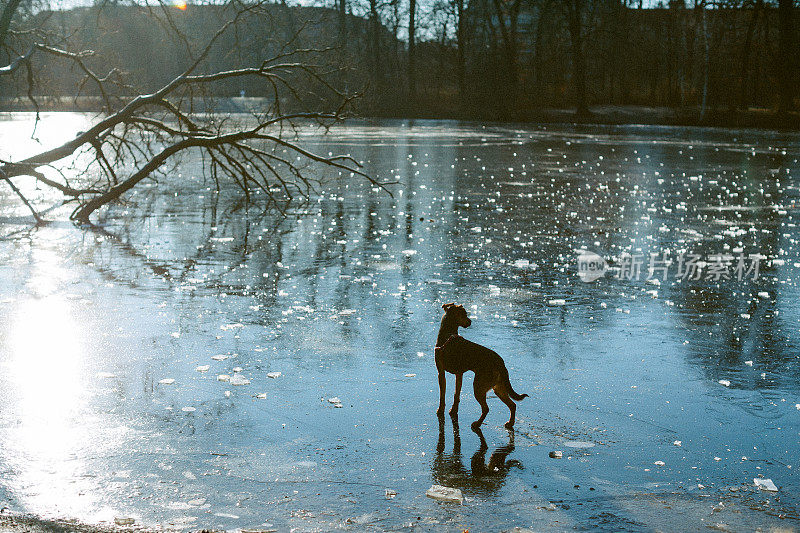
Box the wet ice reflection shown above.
[0,117,799,531]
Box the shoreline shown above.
[1,98,798,130]
[0,511,157,533]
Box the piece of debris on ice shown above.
[230,374,251,386]
[564,441,595,448]
[718,379,731,387]
[673,440,682,447]
[255,393,267,399]
[267,371,281,379]
[653,460,665,466]
[158,378,175,385]
[548,299,566,306]
[384,488,397,499]
[405,373,416,378]
[328,397,341,404]
[426,484,463,504]
[754,478,778,492]
[114,517,135,526]
[548,451,563,459]
[196,365,210,372]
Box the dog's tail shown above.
[504,367,529,401]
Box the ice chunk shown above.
[654,460,665,466]
[255,393,267,399]
[217,374,230,382]
[426,484,463,504]
[158,378,175,385]
[181,406,196,412]
[718,379,731,387]
[97,372,116,379]
[405,373,416,378]
[328,397,341,404]
[744,361,753,366]
[196,365,210,372]
[548,299,566,306]
[548,451,563,459]
[267,371,282,379]
[564,441,595,448]
[211,354,229,361]
[114,517,135,526]
[384,488,397,499]
[230,374,251,386]
[754,478,778,492]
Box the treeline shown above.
[1,1,798,122]
[355,0,800,120]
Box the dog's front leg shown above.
[436,370,446,417]
[449,373,462,416]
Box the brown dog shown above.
[435,303,528,429]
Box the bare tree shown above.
[0,0,386,224]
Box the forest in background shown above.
[1,0,798,125]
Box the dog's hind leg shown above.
[471,379,491,430]
[450,373,463,416]
[495,385,517,429]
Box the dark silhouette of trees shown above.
[2,0,799,135]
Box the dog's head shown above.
[442,303,471,328]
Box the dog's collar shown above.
[435,334,461,352]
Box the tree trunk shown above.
[338,0,347,49]
[408,0,417,103]
[369,0,383,96]
[456,0,466,112]
[699,0,709,121]
[777,0,795,115]
[491,0,521,108]
[738,0,761,111]
[567,0,589,116]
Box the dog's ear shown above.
[442,302,455,310]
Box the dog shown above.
[435,303,528,429]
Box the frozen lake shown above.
[1,115,799,531]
